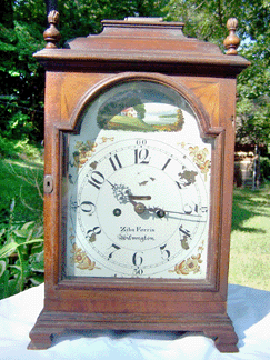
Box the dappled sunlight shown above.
[231,187,270,231]
[5,158,43,170]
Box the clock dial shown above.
[62,81,212,279]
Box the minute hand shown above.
[164,210,202,217]
[146,207,203,218]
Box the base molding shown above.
[28,310,238,352]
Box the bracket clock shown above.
[29,14,249,352]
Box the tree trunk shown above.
[252,143,259,190]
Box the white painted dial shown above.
[68,138,209,278]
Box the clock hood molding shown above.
[34,18,250,77]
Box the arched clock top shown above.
[66,73,223,140]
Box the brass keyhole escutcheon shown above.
[43,175,53,193]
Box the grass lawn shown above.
[0,154,44,298]
[0,157,43,226]
[229,184,270,291]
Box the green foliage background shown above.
[1,0,270,297]
[0,154,43,299]
[165,0,270,146]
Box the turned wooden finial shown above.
[223,18,240,55]
[43,10,61,49]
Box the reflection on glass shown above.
[61,80,212,280]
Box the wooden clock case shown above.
[29,17,249,351]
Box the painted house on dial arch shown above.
[120,107,138,118]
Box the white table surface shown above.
[1,283,270,360]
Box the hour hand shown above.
[128,195,151,214]
[128,195,151,201]
[107,180,131,203]
[107,180,153,212]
